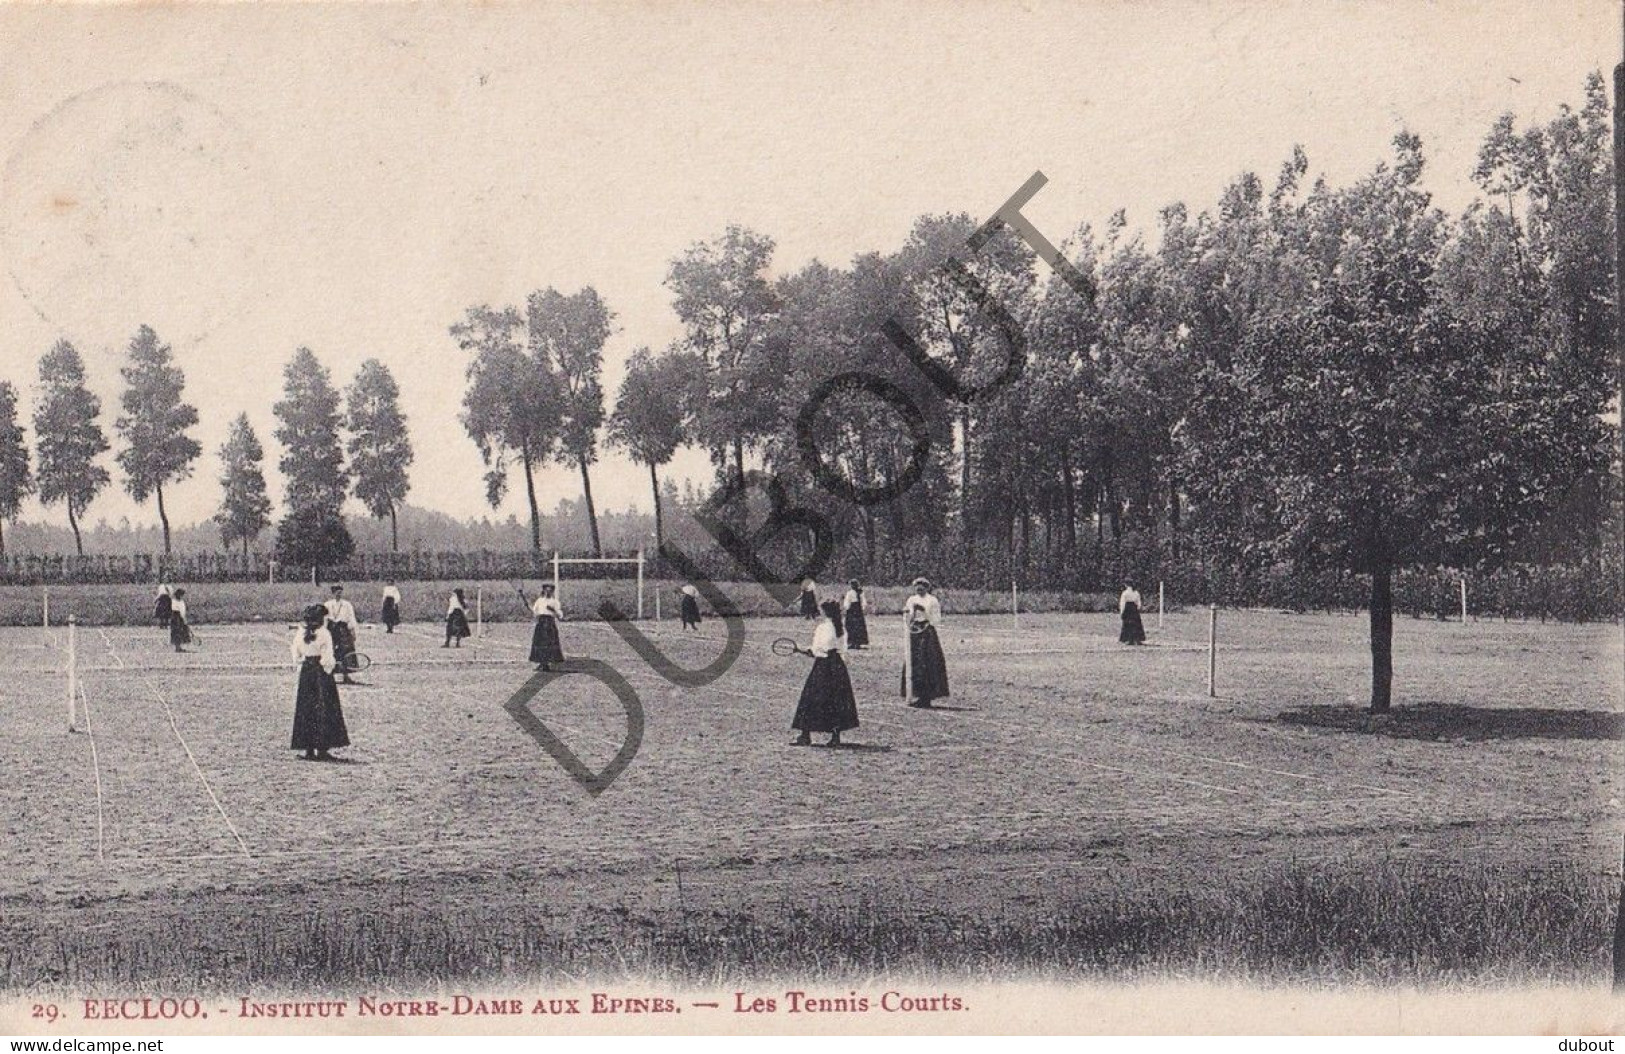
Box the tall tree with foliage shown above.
[346,359,414,552]
[34,340,109,556]
[529,287,611,556]
[273,347,353,576]
[666,226,781,492]
[608,346,693,554]
[0,382,33,557]
[454,304,559,551]
[114,325,201,555]
[215,413,272,556]
[1179,133,1610,712]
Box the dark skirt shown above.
[381,597,400,628]
[1120,602,1147,644]
[291,657,350,751]
[844,602,869,647]
[799,589,819,618]
[792,653,860,733]
[154,594,172,626]
[446,608,471,639]
[168,610,191,646]
[328,620,357,670]
[901,624,950,702]
[529,615,564,664]
[680,594,701,628]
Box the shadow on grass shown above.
[1277,703,1625,741]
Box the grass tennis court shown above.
[1,608,1620,988]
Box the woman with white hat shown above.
[901,577,949,708]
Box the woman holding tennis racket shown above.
[290,604,350,761]
[169,587,193,653]
[901,577,949,708]
[526,583,566,670]
[785,599,859,747]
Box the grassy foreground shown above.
[7,860,1612,992]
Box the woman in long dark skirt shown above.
[444,588,472,648]
[381,582,402,633]
[798,579,819,619]
[901,578,950,708]
[679,585,702,631]
[792,600,859,747]
[168,588,193,652]
[290,605,349,761]
[1118,583,1147,645]
[527,583,565,670]
[842,579,869,649]
[153,583,173,628]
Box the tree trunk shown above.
[1168,478,1182,559]
[1369,562,1394,713]
[389,504,399,553]
[579,457,602,557]
[649,461,665,555]
[732,436,746,492]
[242,535,249,559]
[1060,449,1078,562]
[67,504,83,556]
[0,516,6,557]
[521,451,542,552]
[156,483,172,555]
[959,407,973,557]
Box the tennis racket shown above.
[771,636,809,658]
[346,652,373,673]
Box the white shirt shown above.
[1119,588,1142,613]
[170,599,188,621]
[532,595,563,619]
[324,597,357,625]
[810,619,843,657]
[447,594,466,614]
[904,594,941,627]
[382,586,401,603]
[842,589,864,611]
[290,625,337,674]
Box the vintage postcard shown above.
[0,0,1621,1038]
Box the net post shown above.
[1207,605,1218,698]
[268,559,276,585]
[655,588,661,622]
[637,549,645,620]
[476,586,484,640]
[552,552,560,602]
[1159,581,1165,631]
[66,615,78,732]
[1460,577,1468,623]
[1011,581,1018,629]
[42,586,49,629]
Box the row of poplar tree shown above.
[0,335,414,568]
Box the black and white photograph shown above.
[0,0,1621,1039]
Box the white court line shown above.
[77,682,105,862]
[96,628,254,859]
[150,687,253,860]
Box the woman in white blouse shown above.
[1118,582,1146,645]
[901,577,950,707]
[791,599,859,747]
[380,581,402,634]
[527,583,566,670]
[168,588,193,653]
[443,588,472,648]
[290,604,350,761]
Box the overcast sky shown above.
[0,0,1614,535]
